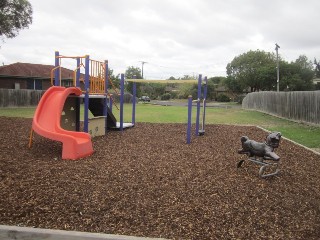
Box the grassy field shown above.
[1,103,319,149]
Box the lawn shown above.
[0,102,320,149]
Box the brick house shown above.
[0,62,80,90]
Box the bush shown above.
[160,93,171,100]
[216,94,230,102]
[112,92,134,103]
[235,94,246,104]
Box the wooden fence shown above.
[242,91,320,125]
[0,89,45,107]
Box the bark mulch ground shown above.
[0,116,319,240]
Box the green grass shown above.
[0,107,36,118]
[1,103,320,149]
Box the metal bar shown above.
[126,79,198,84]
[54,51,60,86]
[56,55,87,59]
[132,81,136,124]
[84,55,90,133]
[120,74,124,131]
[187,95,192,144]
[76,58,80,88]
[202,76,208,132]
[51,66,60,86]
[195,74,202,136]
[104,60,109,134]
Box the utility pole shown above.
[275,43,280,92]
[139,61,147,79]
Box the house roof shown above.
[0,62,76,79]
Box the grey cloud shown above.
[1,0,320,78]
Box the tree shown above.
[314,58,320,78]
[295,55,313,69]
[124,66,142,96]
[0,0,33,41]
[143,83,166,99]
[107,68,119,89]
[125,66,142,79]
[224,76,243,93]
[226,50,277,92]
[279,58,315,91]
[205,80,215,100]
[180,74,196,80]
[208,76,225,84]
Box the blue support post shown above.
[104,60,108,135]
[76,58,80,88]
[54,51,60,86]
[187,95,192,144]
[84,55,90,133]
[75,56,80,132]
[132,81,136,125]
[195,74,202,136]
[120,73,124,131]
[202,76,208,132]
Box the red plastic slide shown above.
[32,86,94,160]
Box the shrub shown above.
[216,94,230,102]
[160,93,171,100]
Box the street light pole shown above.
[275,43,280,92]
[139,61,147,79]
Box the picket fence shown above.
[242,91,320,125]
[0,89,44,107]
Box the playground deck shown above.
[0,116,319,240]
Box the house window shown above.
[62,80,73,87]
[35,79,42,90]
[26,79,42,90]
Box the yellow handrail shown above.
[50,66,61,86]
[73,62,85,87]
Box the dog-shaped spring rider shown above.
[237,132,282,178]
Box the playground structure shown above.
[30,51,209,160]
[30,51,134,160]
[126,75,208,144]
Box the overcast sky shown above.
[1,0,320,79]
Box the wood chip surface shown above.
[0,117,319,239]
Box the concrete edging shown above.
[0,225,167,240]
[257,126,320,156]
